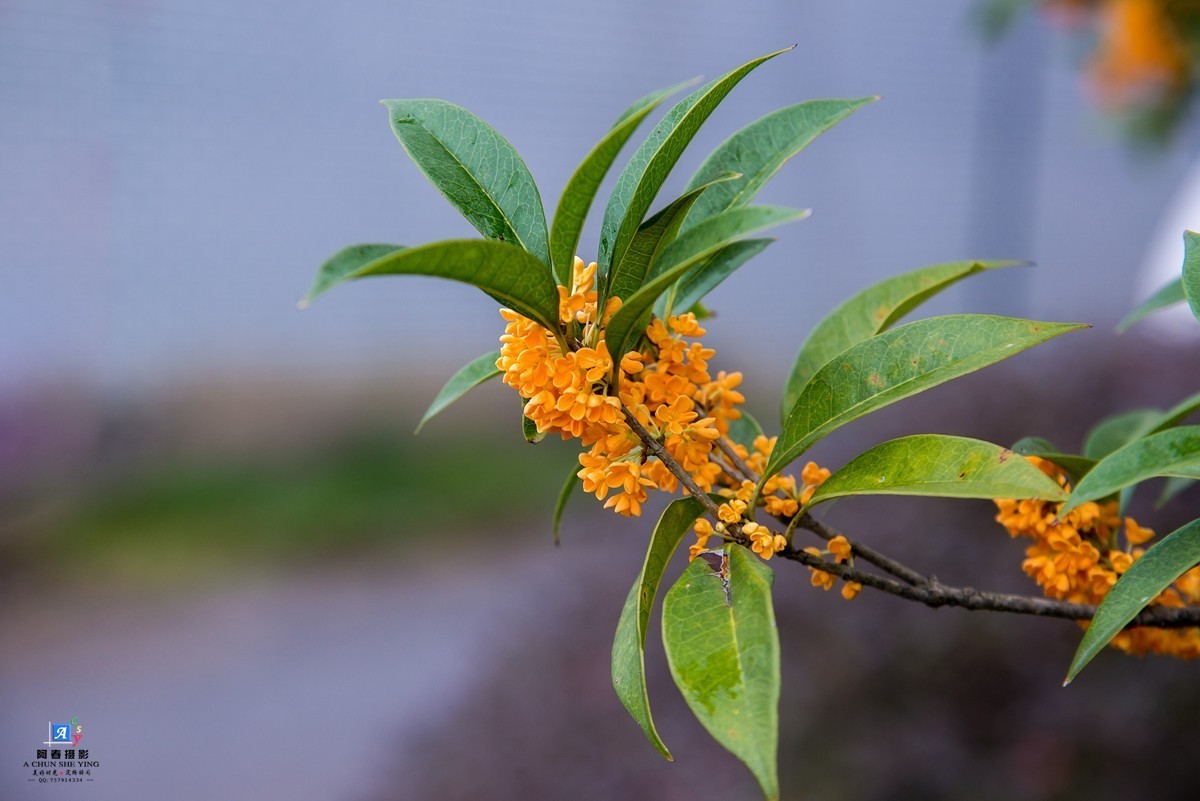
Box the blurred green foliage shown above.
[32,430,570,581]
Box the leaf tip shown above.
[298,284,327,309]
[1063,659,1087,686]
[297,288,322,309]
[1052,321,1092,337]
[982,259,1033,270]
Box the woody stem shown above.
[617,400,1200,629]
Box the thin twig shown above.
[713,433,927,586]
[622,408,724,521]
[779,546,1200,628]
[618,399,1200,630]
[712,453,750,485]
[792,514,927,586]
[715,436,756,480]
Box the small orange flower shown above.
[745,522,787,561]
[828,535,852,563]
[801,461,831,487]
[668,312,706,337]
[652,395,700,434]
[764,494,800,517]
[718,500,747,524]
[688,518,715,561]
[802,546,837,590]
[1109,550,1134,574]
[620,350,644,375]
[1125,518,1155,545]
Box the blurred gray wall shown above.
[2,0,1197,398]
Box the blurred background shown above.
[2,1,1200,799]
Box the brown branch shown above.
[715,436,756,481]
[716,435,929,586]
[622,407,724,521]
[711,454,750,486]
[779,546,1200,629]
[617,399,1200,630]
[790,513,927,586]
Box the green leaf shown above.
[300,243,406,303]
[1081,392,1200,484]
[1184,230,1200,323]
[1118,485,1137,518]
[1060,426,1200,515]
[604,206,809,372]
[522,409,546,444]
[1150,390,1200,434]
[681,97,876,231]
[606,172,741,304]
[1082,409,1162,460]
[1010,436,1097,480]
[726,410,766,451]
[1159,476,1197,507]
[1065,517,1200,683]
[549,79,696,283]
[662,545,780,800]
[552,466,580,545]
[783,260,1022,415]
[764,315,1086,487]
[382,99,549,264]
[302,239,562,333]
[1010,435,1057,453]
[803,435,1067,510]
[415,351,501,433]
[1115,279,1184,333]
[655,238,774,318]
[611,497,706,760]
[598,47,792,283]
[1084,394,1200,483]
[652,205,808,284]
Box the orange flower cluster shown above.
[1089,0,1189,105]
[1039,0,1190,106]
[689,444,831,563]
[995,456,1200,659]
[497,257,730,517]
[497,256,828,561]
